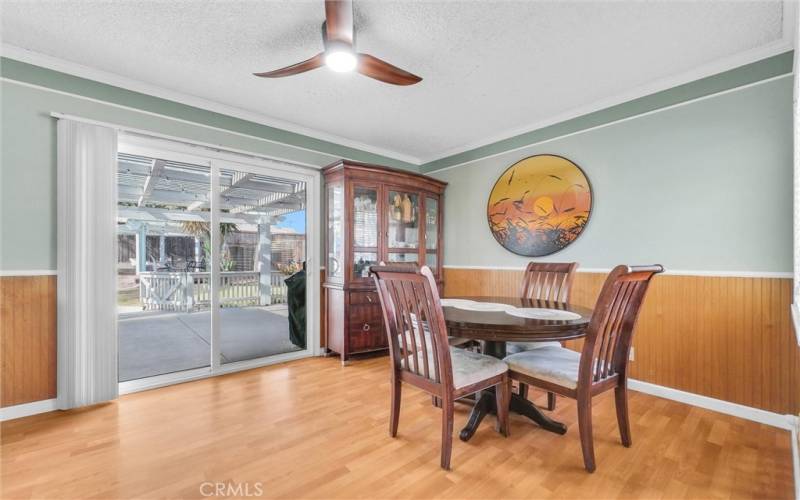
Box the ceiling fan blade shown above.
[253,53,324,78]
[357,54,422,86]
[325,0,354,46]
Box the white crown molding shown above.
[442,265,792,279]
[419,3,796,166]
[628,379,797,430]
[0,269,57,276]
[0,44,422,166]
[0,398,57,421]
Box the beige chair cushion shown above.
[397,317,501,389]
[504,346,581,389]
[506,341,562,355]
[402,346,507,390]
[451,348,508,389]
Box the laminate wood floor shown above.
[1,356,794,499]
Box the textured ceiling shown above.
[1,1,788,163]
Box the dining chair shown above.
[510,261,578,410]
[371,264,511,470]
[377,261,473,349]
[503,264,663,472]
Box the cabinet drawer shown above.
[348,303,382,323]
[350,291,379,305]
[348,320,386,351]
[349,318,383,336]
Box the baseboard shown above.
[0,398,57,421]
[791,423,800,500]
[628,379,796,430]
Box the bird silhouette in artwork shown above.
[512,191,532,213]
[507,169,516,185]
[492,198,509,207]
[489,207,508,217]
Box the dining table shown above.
[441,296,593,441]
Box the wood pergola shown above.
[117,152,306,309]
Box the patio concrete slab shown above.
[118,314,211,382]
[179,307,300,363]
[118,306,300,382]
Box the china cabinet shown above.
[323,160,447,364]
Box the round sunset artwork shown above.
[486,154,592,257]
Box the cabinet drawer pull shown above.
[362,323,371,332]
[367,295,373,303]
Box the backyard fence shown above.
[139,270,288,312]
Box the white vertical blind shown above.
[57,119,119,409]
[793,18,800,342]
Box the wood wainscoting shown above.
[0,275,57,407]
[444,267,800,415]
[2,271,326,410]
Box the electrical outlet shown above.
[629,347,635,361]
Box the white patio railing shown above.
[139,271,289,312]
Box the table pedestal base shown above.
[459,390,567,441]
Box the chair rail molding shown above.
[0,270,58,276]
[442,265,792,279]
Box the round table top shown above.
[443,296,592,342]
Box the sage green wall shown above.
[432,76,793,273]
[1,56,794,272]
[0,59,414,271]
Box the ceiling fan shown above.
[253,0,422,86]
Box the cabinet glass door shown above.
[353,185,379,279]
[386,189,420,264]
[327,181,344,282]
[424,196,439,272]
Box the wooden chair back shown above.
[579,265,664,387]
[520,262,578,302]
[371,264,453,392]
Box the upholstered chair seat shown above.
[399,323,506,389]
[402,346,508,389]
[504,346,581,389]
[505,341,562,355]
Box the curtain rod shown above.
[49,111,323,172]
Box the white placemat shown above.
[505,308,582,320]
[453,302,517,312]
[440,298,477,308]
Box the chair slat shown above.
[521,262,578,302]
[409,280,431,380]
[398,280,422,376]
[372,265,453,387]
[583,265,663,385]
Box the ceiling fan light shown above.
[325,50,357,72]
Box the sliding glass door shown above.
[116,152,212,382]
[116,138,318,388]
[216,165,308,365]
